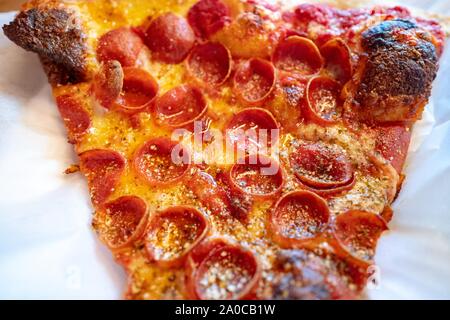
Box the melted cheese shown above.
[50,0,400,299]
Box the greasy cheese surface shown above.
[50,0,400,299]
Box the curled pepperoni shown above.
[380,205,394,223]
[226,108,279,153]
[216,171,253,221]
[229,154,284,198]
[298,179,356,199]
[188,170,253,220]
[133,137,190,187]
[280,75,308,104]
[145,206,209,268]
[272,36,323,75]
[154,85,207,128]
[321,38,352,84]
[101,196,148,249]
[289,141,354,189]
[114,67,158,113]
[187,0,231,38]
[92,60,124,109]
[269,191,330,249]
[234,58,276,106]
[305,76,342,125]
[332,211,388,265]
[187,42,232,85]
[97,27,144,67]
[56,94,91,142]
[144,13,195,64]
[186,238,261,300]
[79,149,126,206]
[189,171,232,218]
[375,125,411,173]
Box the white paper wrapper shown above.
[0,1,449,299]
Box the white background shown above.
[0,0,449,299]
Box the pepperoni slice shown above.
[133,137,190,187]
[101,195,148,249]
[380,205,394,223]
[56,94,91,143]
[187,0,231,39]
[144,13,195,64]
[269,191,330,249]
[216,171,253,221]
[226,108,279,154]
[294,4,331,26]
[114,67,158,113]
[332,211,388,265]
[187,42,232,85]
[186,238,261,300]
[233,58,276,106]
[305,76,342,125]
[289,141,354,189]
[153,85,207,128]
[188,170,232,218]
[97,27,144,67]
[375,125,411,173]
[321,38,352,84]
[299,179,356,199]
[229,154,284,198]
[188,170,252,221]
[79,149,126,206]
[272,36,323,75]
[280,75,308,106]
[92,60,124,109]
[145,206,209,268]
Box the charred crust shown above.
[40,56,79,85]
[357,19,438,120]
[270,250,333,300]
[3,8,87,85]
[359,39,437,98]
[362,19,417,49]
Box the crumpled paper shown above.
[0,0,449,299]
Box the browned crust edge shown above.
[2,6,88,85]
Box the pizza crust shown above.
[3,4,88,84]
[1,0,446,300]
[4,0,448,86]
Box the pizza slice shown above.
[3,0,446,299]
